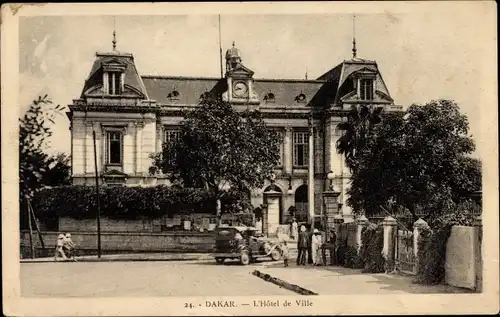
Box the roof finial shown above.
[112,16,117,51]
[232,41,235,47]
[352,14,357,58]
[305,61,308,80]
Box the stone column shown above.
[120,73,125,93]
[135,122,144,175]
[264,190,281,238]
[413,218,429,274]
[103,73,109,93]
[111,73,116,95]
[473,216,482,292]
[322,190,340,240]
[382,216,397,272]
[283,127,293,175]
[356,215,369,253]
[123,123,133,174]
[260,204,268,237]
[156,123,163,153]
[85,122,94,175]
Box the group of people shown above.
[297,225,325,266]
[54,233,77,261]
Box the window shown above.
[293,131,309,167]
[106,131,123,165]
[164,129,181,144]
[360,79,374,100]
[106,72,122,95]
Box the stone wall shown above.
[20,230,216,255]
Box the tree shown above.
[345,100,481,221]
[41,153,72,186]
[336,104,383,172]
[19,95,65,200]
[150,98,281,224]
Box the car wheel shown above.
[270,249,282,261]
[240,251,250,265]
[215,257,225,264]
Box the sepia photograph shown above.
[2,2,498,316]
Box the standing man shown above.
[307,225,314,264]
[297,225,309,265]
[330,228,337,265]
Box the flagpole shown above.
[92,130,102,259]
[308,110,315,230]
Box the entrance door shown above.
[294,185,308,223]
[264,184,283,223]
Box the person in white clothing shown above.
[63,233,77,261]
[311,229,323,266]
[255,217,263,235]
[54,233,67,261]
[291,218,298,240]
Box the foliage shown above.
[415,208,478,285]
[40,153,72,186]
[359,223,385,273]
[149,98,280,219]
[31,185,247,221]
[19,95,65,199]
[336,104,383,172]
[342,100,481,221]
[343,245,364,269]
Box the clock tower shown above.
[223,42,260,106]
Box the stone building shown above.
[68,39,400,226]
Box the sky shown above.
[19,10,494,157]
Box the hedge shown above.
[359,223,385,273]
[30,185,249,221]
[414,207,478,285]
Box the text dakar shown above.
[205,300,237,308]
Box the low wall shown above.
[445,225,478,290]
[59,217,154,233]
[20,230,216,258]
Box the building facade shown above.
[68,41,400,224]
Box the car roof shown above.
[217,225,257,232]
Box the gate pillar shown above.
[263,190,281,238]
[356,215,369,253]
[382,216,397,272]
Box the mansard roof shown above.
[81,51,149,99]
[141,75,326,107]
[317,57,393,105]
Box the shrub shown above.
[359,223,385,273]
[414,208,478,285]
[31,185,249,222]
[343,245,364,269]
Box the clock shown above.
[233,81,248,97]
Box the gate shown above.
[394,229,416,275]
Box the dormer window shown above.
[295,93,307,103]
[168,89,180,100]
[359,78,374,100]
[264,92,275,102]
[102,62,126,96]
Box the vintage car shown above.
[212,226,282,265]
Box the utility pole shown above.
[92,130,102,258]
[27,200,34,259]
[308,110,315,230]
